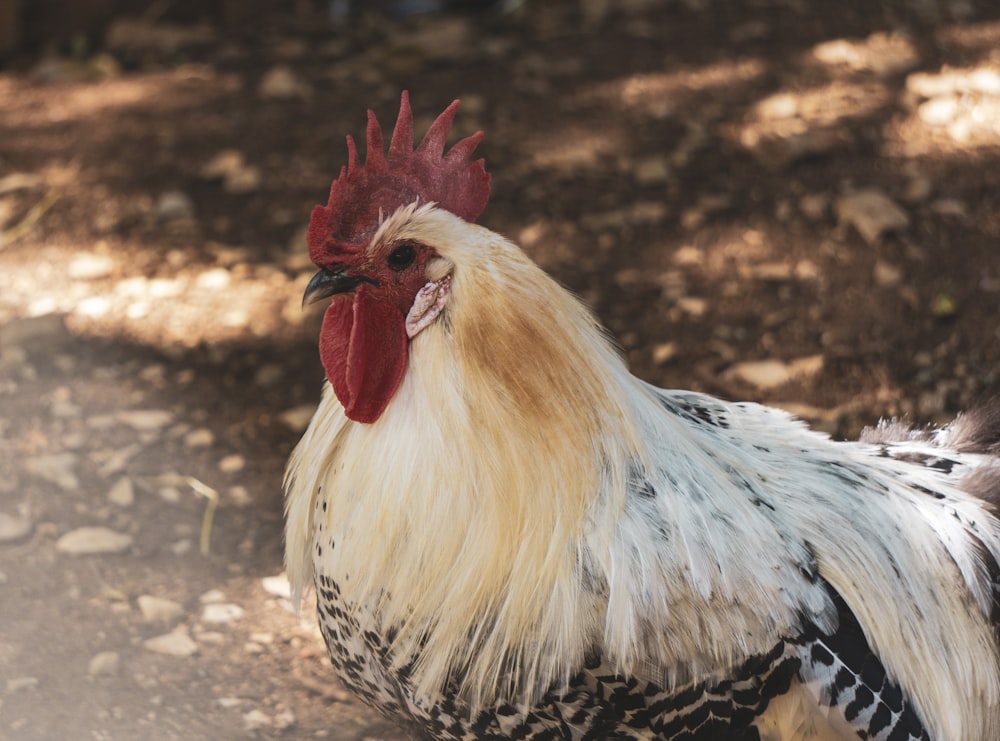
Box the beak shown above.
[302,266,376,308]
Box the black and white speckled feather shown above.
[285,205,1000,740]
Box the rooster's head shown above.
[303,92,491,423]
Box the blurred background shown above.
[1,0,998,738]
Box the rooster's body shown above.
[285,94,1000,740]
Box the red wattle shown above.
[319,286,409,423]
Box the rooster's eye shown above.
[387,244,416,271]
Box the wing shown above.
[613,387,1000,740]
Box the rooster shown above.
[285,92,1000,740]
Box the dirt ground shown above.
[1,0,999,739]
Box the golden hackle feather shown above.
[288,204,644,706]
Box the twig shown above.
[0,190,60,248]
[137,474,220,555]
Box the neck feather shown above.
[285,233,642,706]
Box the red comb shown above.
[307,91,491,266]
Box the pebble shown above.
[676,297,707,317]
[155,191,196,222]
[261,573,292,600]
[929,198,968,218]
[183,428,215,448]
[68,253,116,281]
[811,32,918,77]
[652,342,677,365]
[902,177,933,204]
[201,603,245,624]
[218,454,245,473]
[6,677,39,692]
[724,355,824,390]
[171,538,193,555]
[835,189,909,245]
[199,589,226,604]
[115,409,174,431]
[143,628,198,657]
[673,246,703,266]
[741,127,841,171]
[194,267,231,291]
[93,444,142,478]
[107,477,135,507]
[873,260,903,287]
[227,485,252,507]
[797,193,829,221]
[138,595,185,624]
[0,512,33,543]
[243,709,272,731]
[88,651,120,677]
[25,453,80,490]
[56,527,133,555]
[632,156,671,185]
[279,405,316,432]
[259,64,309,99]
[200,149,262,194]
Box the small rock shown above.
[195,267,232,290]
[243,709,272,731]
[929,198,968,218]
[633,156,671,185]
[228,485,252,507]
[677,297,707,317]
[797,193,829,221]
[107,478,135,507]
[279,405,316,432]
[652,342,677,365]
[200,150,262,194]
[92,444,142,478]
[184,428,215,448]
[259,65,309,99]
[747,262,793,281]
[261,574,292,600]
[6,676,39,692]
[115,409,174,431]
[143,628,198,657]
[25,453,79,490]
[836,189,909,245]
[199,589,226,604]
[138,595,185,624]
[724,355,824,390]
[873,260,903,287]
[199,149,245,180]
[68,253,116,281]
[155,191,196,222]
[918,96,958,126]
[0,512,33,543]
[742,127,841,170]
[218,454,245,473]
[902,177,933,204]
[201,603,245,624]
[56,527,133,555]
[273,709,295,731]
[88,651,120,677]
[75,296,112,318]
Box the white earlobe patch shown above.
[405,276,451,338]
